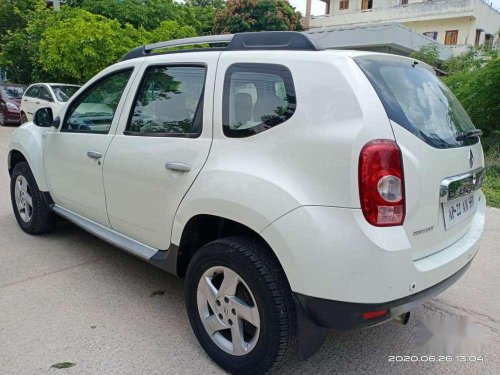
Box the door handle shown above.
[87,150,103,159]
[35,101,40,104]
[165,162,191,172]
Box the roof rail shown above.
[121,31,322,61]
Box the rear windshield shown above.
[355,55,478,149]
[51,85,80,102]
[1,86,24,100]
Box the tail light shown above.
[358,140,405,226]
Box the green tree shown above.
[409,43,439,66]
[0,3,55,83]
[75,0,197,31]
[39,8,148,83]
[213,0,303,34]
[148,20,197,43]
[443,52,499,148]
[0,0,45,43]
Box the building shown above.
[307,0,500,55]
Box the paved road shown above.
[0,125,499,375]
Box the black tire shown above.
[10,162,56,234]
[185,236,296,375]
[21,112,28,124]
[0,111,5,126]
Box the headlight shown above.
[6,102,19,111]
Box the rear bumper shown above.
[294,259,471,330]
[260,191,485,303]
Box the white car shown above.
[20,83,80,123]
[7,32,486,374]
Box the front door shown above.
[44,68,136,226]
[103,52,219,250]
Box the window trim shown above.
[25,85,40,98]
[39,85,54,102]
[61,67,134,135]
[124,63,207,139]
[222,63,297,138]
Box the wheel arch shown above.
[8,124,49,191]
[175,214,287,279]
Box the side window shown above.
[62,69,132,134]
[39,86,54,102]
[223,63,296,138]
[126,65,206,136]
[25,85,40,98]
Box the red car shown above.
[0,84,27,126]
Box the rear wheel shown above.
[185,236,296,374]
[10,162,56,234]
[0,111,5,126]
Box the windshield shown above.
[355,55,478,148]
[1,86,25,100]
[51,85,80,102]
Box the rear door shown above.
[355,55,485,260]
[22,85,40,121]
[103,52,218,250]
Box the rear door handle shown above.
[87,150,103,159]
[165,162,191,172]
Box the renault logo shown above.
[468,150,474,169]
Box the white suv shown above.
[7,32,486,374]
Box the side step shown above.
[51,204,169,263]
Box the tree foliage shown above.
[442,50,499,150]
[409,43,439,66]
[39,8,147,83]
[213,0,303,34]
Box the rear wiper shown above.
[456,129,482,141]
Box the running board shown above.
[51,205,167,262]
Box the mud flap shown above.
[293,296,328,360]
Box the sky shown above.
[289,0,500,16]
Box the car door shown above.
[22,85,40,121]
[44,66,138,226]
[103,52,219,250]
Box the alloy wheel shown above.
[197,266,261,356]
[14,175,33,222]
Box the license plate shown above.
[443,193,476,230]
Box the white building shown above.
[307,0,500,54]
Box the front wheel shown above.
[10,162,56,234]
[20,112,28,124]
[185,236,296,374]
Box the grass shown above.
[483,145,500,208]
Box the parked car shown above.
[20,83,80,123]
[0,84,26,126]
[7,32,486,374]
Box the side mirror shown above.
[33,107,53,128]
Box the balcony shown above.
[310,0,476,29]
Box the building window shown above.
[484,34,493,49]
[361,0,373,10]
[400,0,408,5]
[423,31,438,40]
[444,30,458,45]
[475,29,482,46]
[339,0,349,10]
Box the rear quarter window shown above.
[223,63,296,138]
[355,55,478,149]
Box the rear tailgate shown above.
[355,55,485,260]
